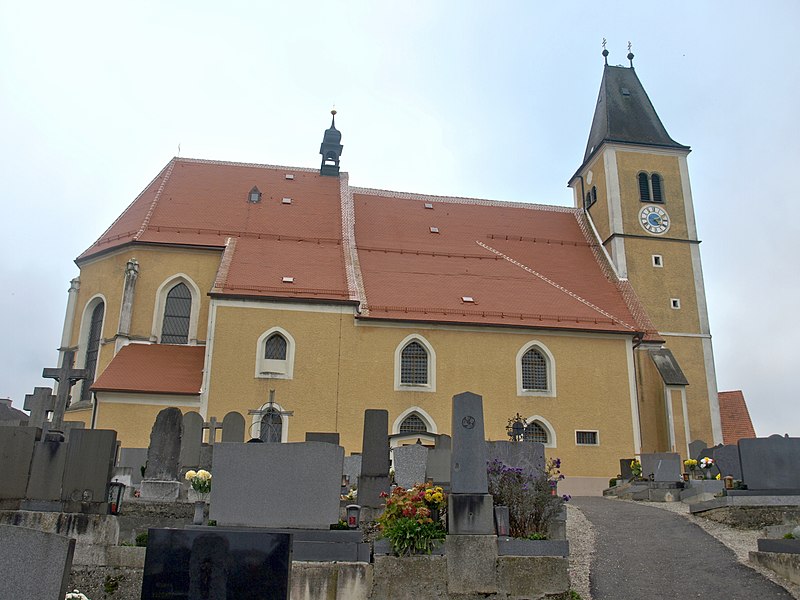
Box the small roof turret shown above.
[319,109,343,176]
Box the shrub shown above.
[135,532,148,547]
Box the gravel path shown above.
[571,496,795,600]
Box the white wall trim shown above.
[665,384,676,452]
[703,337,723,445]
[151,273,202,344]
[515,340,557,397]
[254,327,296,380]
[391,406,438,435]
[356,319,626,340]
[393,334,437,392]
[199,299,217,418]
[680,387,691,459]
[678,155,698,240]
[524,414,557,449]
[215,298,355,314]
[96,391,200,406]
[626,338,642,455]
[659,331,712,339]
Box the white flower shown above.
[185,470,197,481]
[65,590,90,600]
[197,469,212,481]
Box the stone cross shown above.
[203,417,223,445]
[42,350,87,431]
[248,389,293,443]
[23,387,56,429]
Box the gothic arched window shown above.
[399,413,428,433]
[524,421,549,444]
[259,408,283,443]
[161,282,192,344]
[400,341,428,385]
[521,347,548,391]
[80,301,104,402]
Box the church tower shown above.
[319,109,343,176]
[569,50,723,454]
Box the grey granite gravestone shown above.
[449,391,494,534]
[199,444,213,470]
[140,407,183,501]
[426,434,452,486]
[689,439,708,460]
[180,411,204,468]
[26,436,69,502]
[619,458,635,480]
[486,440,545,475]
[210,441,344,528]
[306,432,341,445]
[0,427,38,501]
[710,444,743,481]
[222,411,245,443]
[358,409,390,508]
[739,435,800,491]
[393,444,428,488]
[1,524,75,600]
[640,452,681,482]
[23,387,55,429]
[61,429,117,510]
[118,447,148,485]
[141,528,291,600]
[343,454,362,489]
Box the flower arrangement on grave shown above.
[65,590,90,600]
[185,469,212,498]
[684,459,698,472]
[487,457,569,539]
[699,457,714,470]
[341,486,357,502]
[377,483,447,556]
[630,459,642,479]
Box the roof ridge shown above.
[175,156,320,173]
[476,240,638,331]
[352,186,574,213]
[135,158,177,240]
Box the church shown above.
[55,56,731,491]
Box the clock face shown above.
[639,205,670,234]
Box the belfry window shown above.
[161,283,191,344]
[639,172,664,203]
[584,186,597,209]
[400,341,428,385]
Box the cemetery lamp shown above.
[108,481,126,515]
[346,504,361,529]
[724,475,734,490]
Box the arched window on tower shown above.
[651,173,663,203]
[80,301,104,402]
[638,172,651,202]
[524,421,549,444]
[399,413,428,434]
[639,172,664,204]
[161,282,192,344]
[400,341,428,385]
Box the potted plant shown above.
[376,482,447,556]
[683,458,698,480]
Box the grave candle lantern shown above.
[346,504,361,529]
[108,481,126,515]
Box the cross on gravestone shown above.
[248,390,293,443]
[24,387,56,429]
[41,350,87,431]
[202,417,223,445]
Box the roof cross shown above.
[24,387,56,429]
[41,350,87,431]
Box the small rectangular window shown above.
[282,277,294,283]
[282,197,292,204]
[652,255,663,267]
[424,203,434,209]
[461,296,474,303]
[285,174,294,180]
[576,430,599,445]
[430,227,439,233]
[671,298,681,309]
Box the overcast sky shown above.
[1,2,798,437]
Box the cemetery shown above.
[1,387,578,599]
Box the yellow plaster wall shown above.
[94,400,200,449]
[669,387,688,457]
[635,348,669,453]
[206,303,639,478]
[660,336,713,444]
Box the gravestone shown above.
[425,434,452,486]
[23,387,55,430]
[210,441,344,528]
[221,411,245,443]
[204,416,223,445]
[118,447,148,485]
[0,427,38,501]
[180,411,204,468]
[710,443,743,481]
[358,409,390,508]
[343,454,362,489]
[739,435,800,491]
[60,429,117,509]
[140,407,183,501]
[619,458,635,480]
[689,439,708,460]
[393,443,428,488]
[486,440,545,475]
[1,524,75,600]
[640,452,682,482]
[306,432,340,445]
[141,528,291,600]
[449,391,494,534]
[41,349,87,432]
[199,444,213,470]
[26,435,69,502]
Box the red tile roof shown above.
[91,344,204,395]
[718,390,756,445]
[78,157,657,335]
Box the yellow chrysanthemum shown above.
[185,470,197,481]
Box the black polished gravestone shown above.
[141,528,292,600]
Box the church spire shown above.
[582,54,689,165]
[319,109,343,177]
